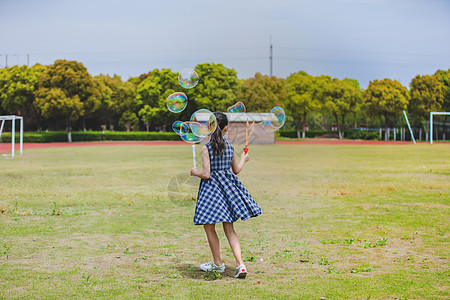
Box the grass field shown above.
[0,143,449,299]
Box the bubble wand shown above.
[244,120,255,154]
[192,144,197,182]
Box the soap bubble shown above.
[180,132,203,144]
[269,106,286,129]
[258,107,286,133]
[189,109,217,138]
[178,68,199,89]
[172,121,189,136]
[259,120,277,133]
[227,102,246,113]
[166,92,188,113]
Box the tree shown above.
[127,71,152,89]
[94,74,136,130]
[191,63,239,112]
[34,87,84,137]
[434,69,450,111]
[409,74,445,139]
[285,71,319,139]
[0,64,46,129]
[363,79,410,141]
[119,111,139,132]
[34,60,100,141]
[139,105,162,132]
[235,73,285,112]
[318,76,363,139]
[135,68,179,131]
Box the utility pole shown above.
[27,54,30,66]
[5,54,8,67]
[269,35,273,77]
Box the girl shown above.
[190,112,262,279]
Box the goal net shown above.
[0,115,24,158]
[430,112,450,144]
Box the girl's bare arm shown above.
[190,146,211,179]
[232,151,249,175]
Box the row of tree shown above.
[0,59,448,141]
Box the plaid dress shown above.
[193,138,262,225]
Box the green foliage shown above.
[279,129,380,140]
[377,238,388,246]
[344,130,381,140]
[122,247,135,254]
[202,270,223,281]
[318,258,332,265]
[408,74,445,128]
[1,60,448,137]
[0,65,44,115]
[1,242,12,260]
[434,69,450,111]
[138,105,165,132]
[136,69,178,109]
[318,76,363,139]
[0,131,179,142]
[34,60,101,128]
[363,79,409,140]
[35,87,85,124]
[236,72,285,112]
[93,74,136,128]
[193,63,239,112]
[135,68,186,131]
[284,71,319,138]
[119,111,139,132]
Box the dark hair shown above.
[210,112,228,157]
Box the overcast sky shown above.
[1,0,449,88]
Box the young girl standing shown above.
[190,112,262,278]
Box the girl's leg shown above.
[223,222,244,267]
[203,224,223,266]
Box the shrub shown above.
[0,131,179,143]
[279,129,380,140]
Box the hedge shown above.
[0,129,382,143]
[279,130,336,139]
[344,130,381,140]
[0,131,179,143]
[279,129,381,140]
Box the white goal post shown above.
[0,115,23,158]
[430,112,450,144]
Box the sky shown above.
[1,0,449,88]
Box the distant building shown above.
[223,113,275,145]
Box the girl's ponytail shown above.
[211,112,228,157]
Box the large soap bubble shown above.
[269,106,286,129]
[166,92,188,113]
[259,120,277,133]
[227,101,246,113]
[178,68,199,89]
[180,132,203,144]
[189,109,217,138]
[259,106,286,133]
[172,121,189,136]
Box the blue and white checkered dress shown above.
[193,138,262,225]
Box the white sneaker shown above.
[234,264,247,278]
[199,261,225,273]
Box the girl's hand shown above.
[241,152,250,163]
[190,168,198,176]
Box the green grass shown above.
[0,143,449,299]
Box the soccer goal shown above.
[430,112,450,144]
[0,115,23,158]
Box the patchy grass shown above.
[0,143,449,299]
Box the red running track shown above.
[0,139,433,154]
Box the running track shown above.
[0,139,435,154]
